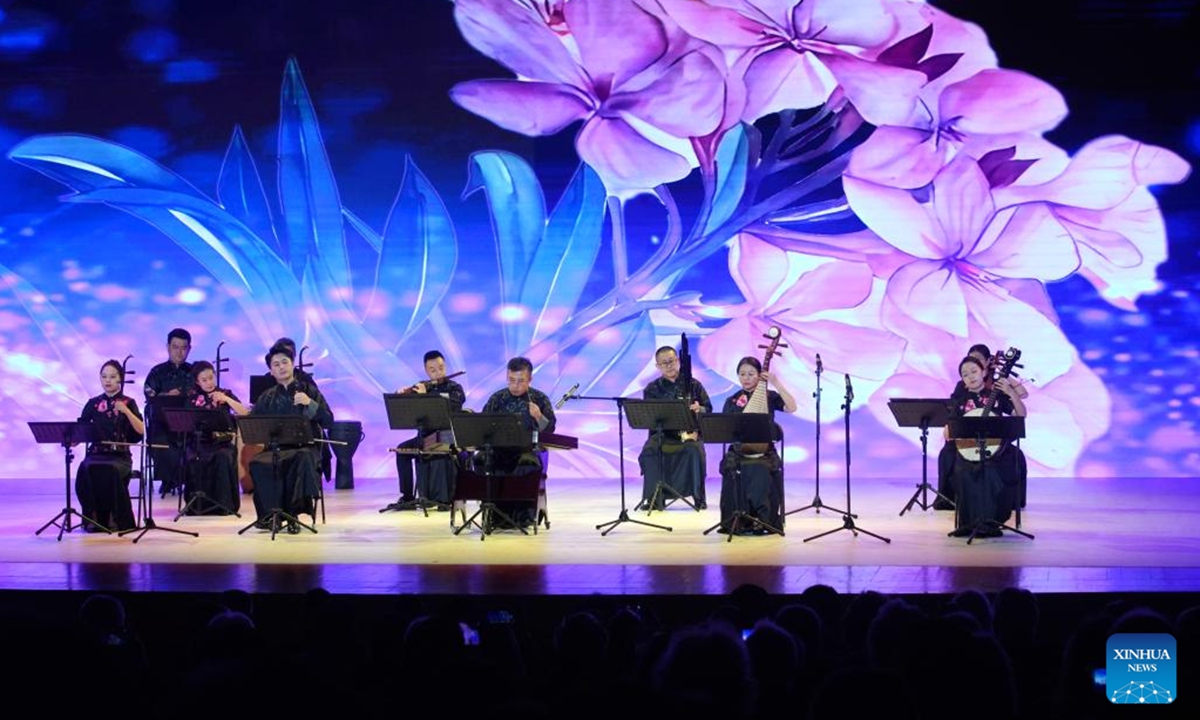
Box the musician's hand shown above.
[690,401,703,414]
[994,378,1015,397]
[114,399,131,416]
[759,371,772,384]
[293,391,312,406]
[166,388,182,396]
[413,382,428,394]
[528,403,544,422]
[211,390,229,406]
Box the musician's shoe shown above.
[286,521,301,535]
[949,526,973,538]
[933,499,954,511]
[976,526,1003,539]
[435,503,452,512]
[695,501,708,510]
[253,518,273,531]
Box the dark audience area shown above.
[3,585,1194,717]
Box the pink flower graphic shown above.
[450,0,726,194]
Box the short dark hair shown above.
[274,337,297,352]
[655,346,677,360]
[191,360,215,381]
[506,356,533,375]
[101,359,125,383]
[736,356,762,373]
[265,343,295,367]
[423,350,445,364]
[968,343,991,359]
[167,328,191,345]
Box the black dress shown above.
[638,376,711,509]
[717,390,785,534]
[947,386,1026,534]
[182,388,242,515]
[76,393,144,531]
[247,379,334,525]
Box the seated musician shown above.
[247,344,334,533]
[946,355,1027,538]
[717,357,797,534]
[143,328,193,494]
[77,360,146,532]
[479,356,556,529]
[258,336,328,480]
[183,361,249,515]
[638,346,712,510]
[935,343,1030,510]
[392,350,465,510]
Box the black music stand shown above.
[947,415,1033,543]
[162,407,241,519]
[888,398,955,515]
[450,413,533,540]
[235,414,319,539]
[586,395,672,536]
[29,422,108,540]
[698,413,784,541]
[379,393,455,516]
[625,398,700,517]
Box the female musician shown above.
[717,357,797,535]
[947,355,1027,537]
[182,361,248,515]
[76,360,145,532]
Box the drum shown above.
[328,420,365,489]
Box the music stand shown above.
[162,407,242,519]
[888,399,955,515]
[587,395,672,536]
[947,415,1033,543]
[379,393,455,515]
[698,413,784,541]
[624,398,700,517]
[29,421,108,540]
[449,413,533,540]
[235,414,319,539]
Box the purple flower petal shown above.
[608,49,725,138]
[575,116,693,192]
[940,69,1067,135]
[847,125,943,189]
[450,79,592,136]
[454,0,585,86]
[844,175,949,259]
[566,0,668,88]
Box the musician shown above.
[935,343,1029,510]
[717,357,797,534]
[947,355,1027,538]
[247,344,334,533]
[182,361,248,515]
[77,360,145,532]
[143,328,193,494]
[261,336,328,483]
[479,356,556,529]
[638,346,712,510]
[392,350,466,509]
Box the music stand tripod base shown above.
[947,415,1032,545]
[28,421,113,541]
[696,413,785,541]
[162,408,242,521]
[235,414,322,540]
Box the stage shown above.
[2,472,1199,597]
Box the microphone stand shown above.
[578,394,672,536]
[804,375,890,544]
[786,353,848,519]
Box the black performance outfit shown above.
[181,387,243,515]
[394,378,466,507]
[947,385,1027,536]
[144,360,192,492]
[247,379,334,528]
[638,376,711,509]
[479,387,556,528]
[76,393,144,531]
[717,389,785,534]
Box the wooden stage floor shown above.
[2,474,1199,597]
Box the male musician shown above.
[256,336,327,481]
[638,345,712,510]
[144,327,193,494]
[480,356,556,528]
[389,350,466,510]
[247,343,334,533]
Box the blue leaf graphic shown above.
[375,155,458,346]
[706,123,751,234]
[218,125,282,255]
[560,311,656,401]
[7,134,205,196]
[524,162,605,346]
[463,150,546,356]
[278,57,350,288]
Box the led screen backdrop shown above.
[0,0,1196,480]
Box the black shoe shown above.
[253,518,273,530]
[933,500,954,511]
[977,526,1003,538]
[949,526,972,538]
[286,521,301,535]
[435,504,451,512]
[695,501,708,510]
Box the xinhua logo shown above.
[1106,633,1176,704]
